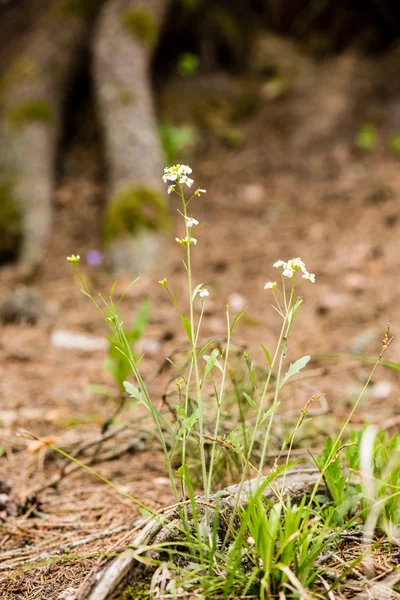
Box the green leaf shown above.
[259,402,280,426]
[118,277,140,302]
[123,381,143,401]
[260,344,272,368]
[243,391,257,410]
[181,316,192,342]
[176,409,199,440]
[230,307,248,333]
[287,298,303,327]
[109,280,118,300]
[279,355,310,389]
[129,298,151,343]
[202,348,223,383]
[356,123,377,151]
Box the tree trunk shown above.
[0,2,90,273]
[93,0,171,274]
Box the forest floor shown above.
[1,51,400,599]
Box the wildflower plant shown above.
[65,164,396,600]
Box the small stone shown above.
[344,272,367,292]
[242,183,265,204]
[317,291,349,312]
[0,289,47,325]
[228,293,247,313]
[153,477,170,486]
[50,330,107,352]
[372,381,392,400]
[137,338,161,356]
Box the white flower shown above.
[177,164,192,175]
[179,175,194,188]
[194,188,206,196]
[282,267,294,278]
[273,260,286,269]
[162,170,177,183]
[264,281,277,290]
[167,185,176,194]
[67,254,80,264]
[302,271,316,283]
[287,257,306,272]
[184,215,199,228]
[163,164,193,184]
[199,288,209,298]
[176,236,197,245]
[273,257,315,282]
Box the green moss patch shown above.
[0,58,39,99]
[7,101,53,130]
[104,185,169,242]
[116,86,136,106]
[54,0,103,18]
[121,9,158,48]
[0,180,22,260]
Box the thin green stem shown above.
[206,307,231,500]
[180,186,208,506]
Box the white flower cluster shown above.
[162,164,206,197]
[176,236,197,246]
[273,257,315,283]
[162,164,194,188]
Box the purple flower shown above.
[86,250,103,266]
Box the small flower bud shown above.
[67,254,80,264]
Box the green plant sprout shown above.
[104,297,151,393]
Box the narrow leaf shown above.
[181,316,192,342]
[243,391,257,410]
[230,307,248,333]
[279,355,310,389]
[260,344,272,368]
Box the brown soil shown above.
[1,52,400,599]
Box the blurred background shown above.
[0,0,400,595]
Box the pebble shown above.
[372,380,392,400]
[227,292,247,313]
[50,330,107,351]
